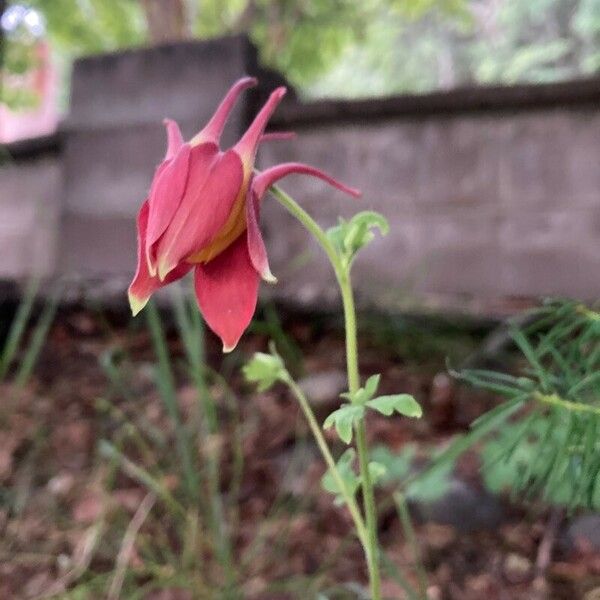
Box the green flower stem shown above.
[340,270,382,600]
[269,185,343,276]
[281,374,368,547]
[271,184,382,600]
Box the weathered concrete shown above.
[0,155,62,279]
[1,36,599,312]
[59,37,264,278]
[259,107,600,306]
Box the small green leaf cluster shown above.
[242,345,287,392]
[324,374,422,444]
[326,211,389,268]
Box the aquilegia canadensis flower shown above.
[128,77,360,351]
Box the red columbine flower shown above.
[129,77,360,351]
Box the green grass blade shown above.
[0,278,40,381]
[145,300,199,503]
[14,282,61,387]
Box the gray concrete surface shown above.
[1,36,599,312]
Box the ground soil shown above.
[0,306,598,600]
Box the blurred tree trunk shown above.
[141,0,190,44]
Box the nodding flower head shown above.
[129,77,360,352]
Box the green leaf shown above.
[321,449,360,504]
[368,461,388,485]
[367,394,423,418]
[243,352,286,392]
[340,373,381,405]
[364,374,381,398]
[371,445,416,484]
[323,404,365,444]
[326,211,389,265]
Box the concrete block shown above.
[62,121,196,218]
[69,36,252,141]
[0,157,62,279]
[60,214,137,277]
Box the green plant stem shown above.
[269,185,343,275]
[340,271,382,600]
[534,391,600,416]
[271,183,382,600]
[282,375,368,547]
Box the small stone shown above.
[47,472,75,496]
[298,370,347,407]
[503,552,532,584]
[57,553,72,573]
[274,442,320,497]
[426,585,442,600]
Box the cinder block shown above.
[68,36,252,138]
[60,36,266,278]
[414,116,503,209]
[60,214,137,276]
[0,158,62,279]
[3,38,600,310]
[498,112,572,208]
[63,122,198,217]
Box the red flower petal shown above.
[245,187,276,283]
[128,200,192,315]
[234,87,287,169]
[252,162,362,201]
[194,235,259,352]
[155,147,244,280]
[163,118,184,160]
[194,77,257,145]
[145,142,192,273]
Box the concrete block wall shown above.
[60,36,260,279]
[0,148,62,280]
[1,36,599,311]
[260,86,600,308]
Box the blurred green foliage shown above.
[17,0,145,53]
[308,0,600,96]
[456,300,600,511]
[2,0,598,108]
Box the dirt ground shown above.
[1,306,599,600]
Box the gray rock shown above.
[414,478,506,533]
[298,370,347,407]
[274,441,320,497]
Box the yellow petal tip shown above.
[263,271,278,284]
[157,258,172,282]
[222,343,236,354]
[128,293,148,317]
